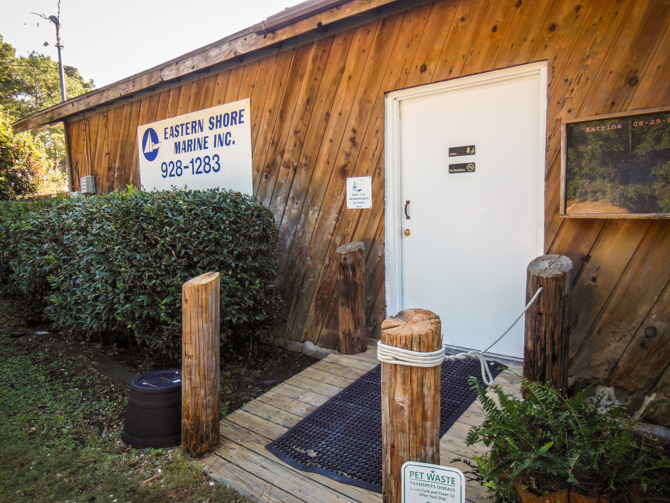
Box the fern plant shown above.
[465,377,669,501]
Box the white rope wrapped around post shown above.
[377,341,494,385]
[376,341,445,367]
[377,287,544,386]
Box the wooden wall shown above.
[66,0,670,423]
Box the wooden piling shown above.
[524,255,573,392]
[182,271,220,457]
[336,241,367,355]
[381,309,441,503]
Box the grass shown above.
[0,302,249,502]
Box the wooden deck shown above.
[201,345,522,502]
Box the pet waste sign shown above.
[138,98,252,194]
[402,462,465,503]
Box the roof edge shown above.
[13,0,399,132]
[252,0,350,34]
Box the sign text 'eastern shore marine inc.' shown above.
[137,99,253,194]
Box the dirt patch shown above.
[1,296,319,414]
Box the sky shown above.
[0,0,296,89]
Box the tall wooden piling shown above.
[524,255,573,392]
[337,241,367,355]
[182,271,220,457]
[381,309,441,503]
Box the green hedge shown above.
[0,198,67,313]
[0,188,283,362]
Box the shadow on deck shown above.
[201,344,522,502]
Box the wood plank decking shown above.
[201,345,522,502]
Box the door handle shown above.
[404,200,411,220]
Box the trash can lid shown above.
[132,369,182,390]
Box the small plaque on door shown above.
[449,145,475,157]
[449,162,476,174]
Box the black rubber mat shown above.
[266,357,504,493]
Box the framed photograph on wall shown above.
[561,106,670,218]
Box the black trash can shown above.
[121,369,182,448]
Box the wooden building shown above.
[15,0,670,426]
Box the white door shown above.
[385,63,547,358]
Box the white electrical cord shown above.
[377,287,544,386]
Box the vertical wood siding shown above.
[66,0,670,422]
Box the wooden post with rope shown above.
[336,241,367,355]
[524,255,573,392]
[381,309,441,503]
[181,271,220,457]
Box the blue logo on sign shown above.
[142,128,160,161]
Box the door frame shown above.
[384,62,548,319]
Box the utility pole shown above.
[50,14,67,102]
[32,5,67,102]
[33,1,74,193]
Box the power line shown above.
[2,62,60,69]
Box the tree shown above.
[0,34,94,192]
[0,108,48,200]
[1,34,94,118]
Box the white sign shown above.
[402,462,465,503]
[137,99,253,194]
[346,176,372,209]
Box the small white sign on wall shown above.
[402,462,465,503]
[346,176,372,209]
[137,98,253,194]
